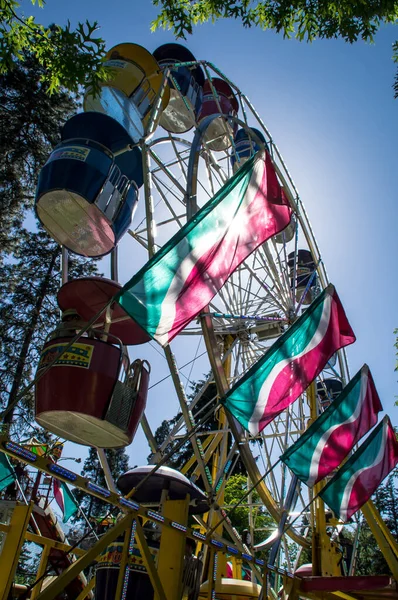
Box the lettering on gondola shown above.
[37,342,94,370]
[48,146,90,163]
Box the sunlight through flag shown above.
[117,150,292,346]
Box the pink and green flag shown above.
[222,284,355,435]
[117,151,292,346]
[281,365,382,486]
[53,479,79,523]
[319,416,398,521]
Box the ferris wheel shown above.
[12,40,395,600]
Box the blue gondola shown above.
[35,112,143,258]
[153,43,205,133]
[230,127,267,172]
[287,249,316,305]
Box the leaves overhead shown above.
[152,0,398,96]
[152,0,398,42]
[0,0,108,93]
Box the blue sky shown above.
[27,1,398,469]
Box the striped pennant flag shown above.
[53,479,79,523]
[319,416,398,521]
[117,150,292,346]
[222,284,355,435]
[281,365,382,486]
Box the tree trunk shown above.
[3,247,58,424]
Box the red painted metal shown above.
[57,277,150,346]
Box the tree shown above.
[349,470,398,576]
[0,1,107,93]
[0,54,100,432]
[0,228,99,433]
[0,54,75,258]
[149,378,219,472]
[224,474,273,548]
[74,447,130,522]
[152,0,398,97]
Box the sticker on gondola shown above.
[38,342,94,371]
[104,59,127,69]
[48,146,90,163]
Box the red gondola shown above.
[35,278,151,448]
[198,79,239,151]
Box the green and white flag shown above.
[319,416,398,521]
[0,453,15,492]
[281,365,382,486]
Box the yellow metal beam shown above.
[26,531,86,557]
[156,496,189,600]
[364,499,398,560]
[37,513,134,600]
[182,434,215,475]
[76,576,95,600]
[308,383,341,577]
[191,433,223,479]
[0,502,33,600]
[30,546,51,600]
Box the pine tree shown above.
[0,54,76,260]
[0,53,101,434]
[0,228,99,433]
[74,448,130,523]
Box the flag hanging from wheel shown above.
[319,416,398,521]
[280,364,382,486]
[222,284,356,435]
[53,479,79,523]
[117,150,292,346]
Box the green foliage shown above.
[0,54,100,431]
[0,54,76,256]
[15,542,40,585]
[0,0,108,93]
[224,473,274,546]
[354,470,398,575]
[152,1,398,95]
[152,0,398,41]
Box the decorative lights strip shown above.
[86,481,111,497]
[226,545,239,555]
[147,510,164,523]
[212,552,218,600]
[242,553,253,561]
[171,521,187,532]
[120,497,140,511]
[49,463,77,482]
[192,531,206,541]
[211,539,224,549]
[5,442,37,462]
